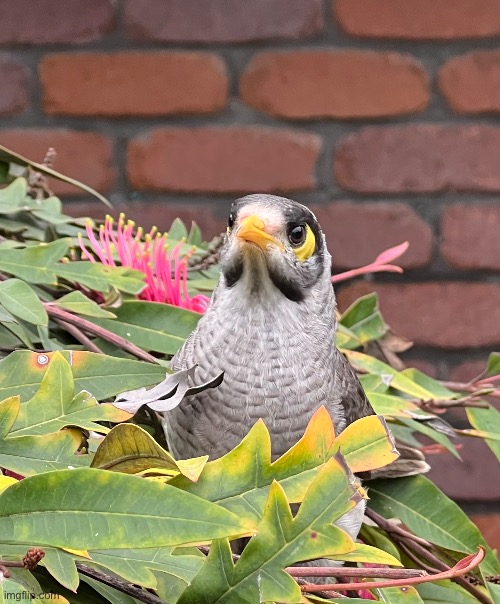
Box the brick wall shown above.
[1,0,500,528]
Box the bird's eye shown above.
[287,224,306,247]
[228,212,236,230]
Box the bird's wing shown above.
[335,347,375,426]
[335,347,430,479]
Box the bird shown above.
[163,194,428,543]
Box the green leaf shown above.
[187,222,203,246]
[487,582,500,604]
[0,468,251,549]
[42,547,80,592]
[80,576,140,604]
[90,301,202,356]
[0,350,166,402]
[0,177,27,208]
[2,321,34,348]
[11,352,131,436]
[187,278,219,292]
[375,586,424,603]
[87,547,204,591]
[51,291,116,319]
[0,304,17,323]
[168,218,189,241]
[368,475,500,576]
[467,405,500,463]
[0,428,90,476]
[417,580,481,604]
[55,262,145,295]
[486,352,500,377]
[0,239,69,284]
[178,456,363,603]
[0,568,46,603]
[360,524,402,562]
[0,279,47,326]
[367,392,421,418]
[340,292,388,344]
[336,322,362,350]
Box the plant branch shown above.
[414,395,490,411]
[440,380,500,399]
[364,509,430,547]
[54,318,104,354]
[76,563,164,604]
[365,509,493,604]
[287,566,426,579]
[45,304,159,363]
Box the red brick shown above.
[335,125,500,194]
[40,52,228,117]
[0,58,28,115]
[0,0,114,45]
[471,515,500,551]
[337,282,500,349]
[427,437,500,501]
[240,50,428,120]
[449,361,487,384]
[125,0,323,42]
[428,437,500,501]
[312,202,432,270]
[0,129,114,196]
[439,51,500,114]
[65,201,226,240]
[127,127,321,194]
[334,0,500,40]
[441,204,500,270]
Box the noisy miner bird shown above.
[164,194,428,542]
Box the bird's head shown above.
[219,194,331,304]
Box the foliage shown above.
[0,150,498,603]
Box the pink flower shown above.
[79,214,210,313]
[332,241,409,284]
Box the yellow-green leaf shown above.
[11,352,131,436]
[344,350,440,399]
[178,457,362,604]
[91,423,207,482]
[0,474,17,493]
[331,415,399,473]
[327,542,402,566]
[0,468,251,549]
[0,350,166,402]
[0,395,20,438]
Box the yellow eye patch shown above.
[293,224,316,262]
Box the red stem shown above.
[45,304,158,364]
[300,547,485,593]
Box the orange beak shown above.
[235,215,283,251]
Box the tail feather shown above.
[360,444,430,480]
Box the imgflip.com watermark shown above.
[5,593,60,601]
